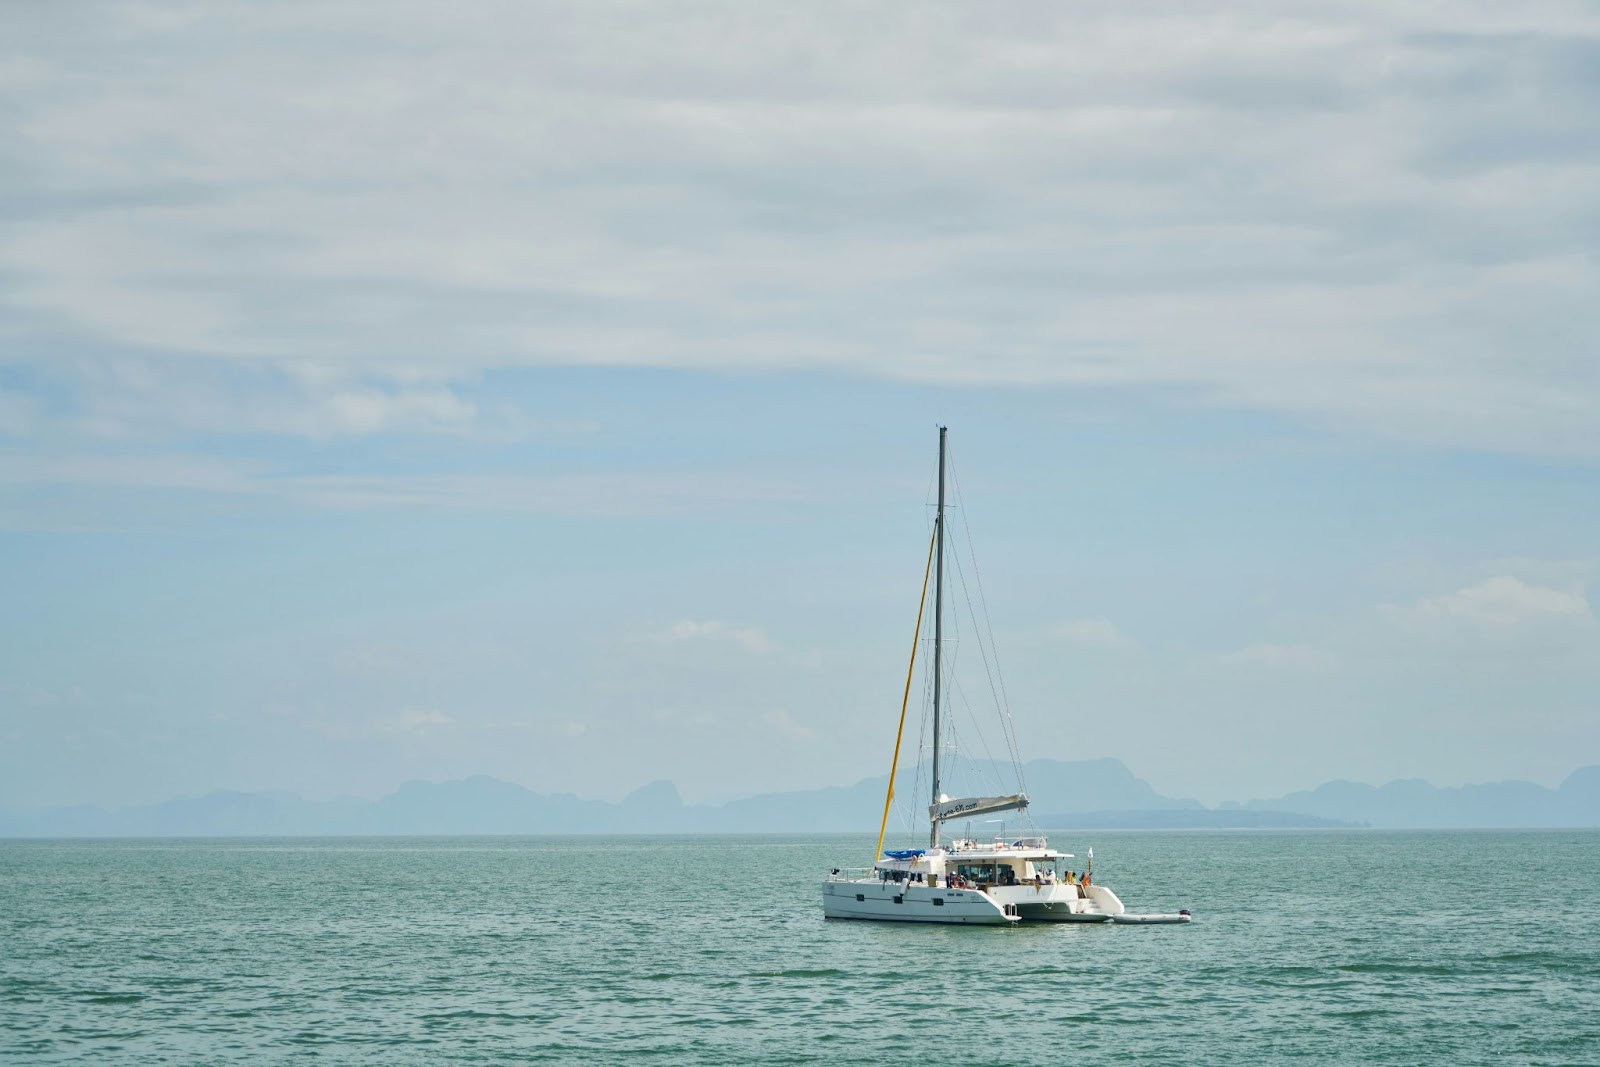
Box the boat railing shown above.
[827,867,876,881]
[947,836,1049,853]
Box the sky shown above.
[2,1,1598,810]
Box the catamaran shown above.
[822,427,1191,926]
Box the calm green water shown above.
[2,831,1597,1063]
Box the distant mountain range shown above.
[2,758,1596,836]
[1231,766,1600,829]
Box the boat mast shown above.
[930,425,947,848]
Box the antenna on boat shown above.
[930,425,947,848]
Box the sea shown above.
[2,830,1597,1064]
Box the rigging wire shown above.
[949,673,1005,795]
[934,508,1011,809]
[897,431,1041,841]
[946,541,1019,795]
[932,525,1010,811]
[904,632,935,837]
[948,450,1029,799]
[904,451,940,835]
[904,489,939,837]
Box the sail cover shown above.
[930,793,1029,822]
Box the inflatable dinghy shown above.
[1111,910,1192,925]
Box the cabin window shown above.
[893,895,903,904]
[931,897,944,906]
[856,894,865,902]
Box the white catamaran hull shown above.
[995,883,1125,923]
[822,880,1018,924]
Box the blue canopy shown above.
[882,849,926,860]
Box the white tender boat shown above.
[822,427,1187,927]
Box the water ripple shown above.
[3,831,1599,1063]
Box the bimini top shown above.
[882,849,926,860]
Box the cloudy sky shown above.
[3,1,1598,809]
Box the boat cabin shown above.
[874,838,1083,891]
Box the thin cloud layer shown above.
[1383,576,1594,632]
[663,619,772,655]
[1216,642,1338,672]
[3,2,1599,453]
[0,452,800,518]
[1055,617,1136,648]
[4,4,1600,810]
